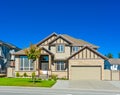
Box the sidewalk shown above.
[52,80,69,89]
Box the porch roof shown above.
[54,58,67,61]
[12,47,54,56]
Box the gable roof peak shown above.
[49,34,73,45]
[68,46,108,60]
[36,32,58,46]
[51,32,58,35]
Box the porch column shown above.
[35,58,39,76]
[49,55,51,70]
[35,58,39,70]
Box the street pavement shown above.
[0,80,120,95]
[0,86,120,95]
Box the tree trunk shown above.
[38,58,40,78]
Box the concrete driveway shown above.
[52,80,120,91]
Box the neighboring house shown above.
[104,59,120,70]
[0,40,20,73]
[13,33,108,80]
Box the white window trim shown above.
[20,56,34,71]
[57,44,64,53]
[72,46,79,52]
[56,61,65,71]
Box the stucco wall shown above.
[15,56,19,71]
[52,71,67,78]
[51,46,70,59]
[104,70,120,81]
[112,71,119,80]
[15,71,34,77]
[7,67,15,77]
[104,70,111,80]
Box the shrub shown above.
[51,74,57,81]
[38,78,42,80]
[48,78,52,81]
[59,77,68,80]
[20,75,23,77]
[31,72,36,83]
[32,72,35,79]
[23,72,28,77]
[16,72,20,77]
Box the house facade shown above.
[104,59,120,70]
[0,40,20,74]
[13,33,108,80]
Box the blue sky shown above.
[0,0,120,58]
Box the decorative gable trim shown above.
[68,46,108,60]
[36,32,57,46]
[49,35,72,45]
[41,47,54,56]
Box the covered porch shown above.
[36,47,54,77]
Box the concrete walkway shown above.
[52,80,69,89]
[52,80,120,91]
[109,81,120,88]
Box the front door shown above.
[40,55,49,74]
[41,62,49,70]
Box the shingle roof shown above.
[0,40,20,50]
[13,47,54,56]
[13,33,99,55]
[35,33,98,48]
[108,59,120,65]
[61,34,98,48]
[12,50,25,55]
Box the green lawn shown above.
[0,78,56,87]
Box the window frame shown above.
[72,46,79,52]
[56,44,65,53]
[55,61,65,71]
[19,56,34,71]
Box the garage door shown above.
[71,66,101,80]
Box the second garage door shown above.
[71,66,101,80]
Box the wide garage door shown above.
[71,66,101,80]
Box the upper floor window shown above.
[20,56,34,71]
[57,45,64,53]
[72,46,79,52]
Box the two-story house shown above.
[0,40,20,74]
[13,33,108,80]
